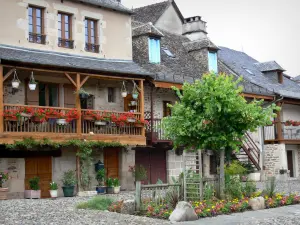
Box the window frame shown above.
[85,18,99,53]
[28,5,46,44]
[148,37,161,64]
[58,12,74,49]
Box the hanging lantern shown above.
[121,81,127,98]
[12,69,21,89]
[28,71,37,91]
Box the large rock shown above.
[169,201,198,222]
[249,197,265,210]
[120,200,135,215]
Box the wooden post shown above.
[0,65,4,133]
[139,80,145,136]
[135,181,141,211]
[219,149,225,199]
[183,150,187,201]
[276,102,283,142]
[198,149,203,201]
[76,74,81,135]
[150,85,154,143]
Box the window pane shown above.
[29,16,33,25]
[58,31,61,38]
[58,22,61,30]
[36,18,41,26]
[29,24,33,32]
[85,20,88,27]
[28,7,33,16]
[91,29,94,37]
[85,35,88,42]
[65,15,69,24]
[91,21,94,29]
[58,14,61,22]
[91,36,95,44]
[36,26,41,34]
[65,31,69,39]
[65,24,69,32]
[36,9,41,17]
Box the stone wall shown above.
[119,147,135,191]
[263,144,287,177]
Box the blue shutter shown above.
[208,52,218,73]
[148,38,161,64]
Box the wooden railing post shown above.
[139,80,145,137]
[76,73,81,135]
[276,103,283,141]
[0,65,3,133]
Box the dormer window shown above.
[208,51,218,73]
[149,37,161,64]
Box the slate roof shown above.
[69,0,132,14]
[184,38,219,52]
[218,47,300,99]
[292,75,300,82]
[133,1,170,24]
[132,22,164,38]
[0,45,152,77]
[255,61,285,72]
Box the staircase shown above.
[236,132,261,171]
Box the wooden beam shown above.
[3,68,15,82]
[3,65,145,81]
[139,80,145,137]
[241,93,274,100]
[276,102,283,141]
[80,76,89,88]
[282,99,300,105]
[64,73,77,87]
[0,66,3,133]
[76,73,81,135]
[154,81,183,89]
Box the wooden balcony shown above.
[264,122,300,144]
[1,104,145,145]
[146,118,172,145]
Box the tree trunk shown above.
[219,149,225,199]
[198,150,203,200]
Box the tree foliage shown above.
[162,73,279,151]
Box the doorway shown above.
[25,157,52,198]
[287,151,294,177]
[104,148,119,179]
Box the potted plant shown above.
[132,85,139,99]
[20,106,33,118]
[12,70,21,89]
[61,170,77,197]
[0,171,9,200]
[82,110,96,121]
[95,168,106,194]
[3,109,21,121]
[77,88,90,100]
[94,114,110,126]
[45,108,59,119]
[29,71,37,91]
[113,178,121,194]
[129,165,148,185]
[126,112,136,123]
[135,119,149,128]
[25,176,41,199]
[49,181,58,198]
[32,109,46,123]
[56,112,68,125]
[285,120,293,126]
[121,81,127,98]
[106,178,114,194]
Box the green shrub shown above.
[225,161,247,176]
[106,178,114,187]
[76,196,114,210]
[165,186,182,209]
[96,169,106,186]
[29,176,40,190]
[203,183,214,202]
[225,176,243,200]
[242,180,256,197]
[62,170,77,187]
[113,178,120,187]
[135,165,147,181]
[263,176,276,197]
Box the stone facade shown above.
[263,144,286,177]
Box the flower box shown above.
[57,119,68,125]
[4,117,18,122]
[95,120,107,126]
[82,115,94,121]
[31,116,45,123]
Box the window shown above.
[81,95,94,109]
[163,101,172,117]
[108,87,116,103]
[39,83,59,107]
[28,6,46,44]
[163,48,175,58]
[208,51,218,73]
[85,18,99,53]
[58,12,73,48]
[148,38,161,63]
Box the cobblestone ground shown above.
[0,193,170,225]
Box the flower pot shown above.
[5,117,18,121]
[113,186,121,194]
[135,123,144,128]
[106,187,114,194]
[130,101,137,106]
[0,188,9,200]
[56,119,67,125]
[79,93,89,99]
[29,83,37,91]
[24,190,41,199]
[95,120,107,126]
[32,116,44,123]
[49,190,58,198]
[96,186,106,194]
[82,115,94,121]
[62,186,75,197]
[12,81,20,89]
[132,93,138,99]
[121,91,127,98]
[21,113,32,118]
[127,118,136,123]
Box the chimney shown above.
[182,16,207,41]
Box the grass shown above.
[76,196,114,210]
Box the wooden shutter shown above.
[64,84,76,108]
[26,82,39,105]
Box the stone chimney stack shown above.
[182,16,207,41]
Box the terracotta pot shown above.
[24,190,41,199]
[134,123,144,128]
[4,117,18,121]
[0,188,9,200]
[32,116,44,123]
[82,115,94,121]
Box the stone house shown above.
[131,0,278,183]
[0,0,153,198]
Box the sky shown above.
[122,0,300,77]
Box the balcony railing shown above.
[146,118,171,144]
[3,104,143,136]
[264,122,300,141]
[29,33,46,44]
[58,38,74,49]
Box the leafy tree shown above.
[162,73,279,198]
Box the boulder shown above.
[120,200,135,215]
[169,201,198,222]
[249,197,265,210]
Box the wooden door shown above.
[25,157,52,198]
[135,149,151,184]
[104,149,119,179]
[287,151,294,177]
[64,84,76,108]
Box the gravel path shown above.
[0,196,170,225]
